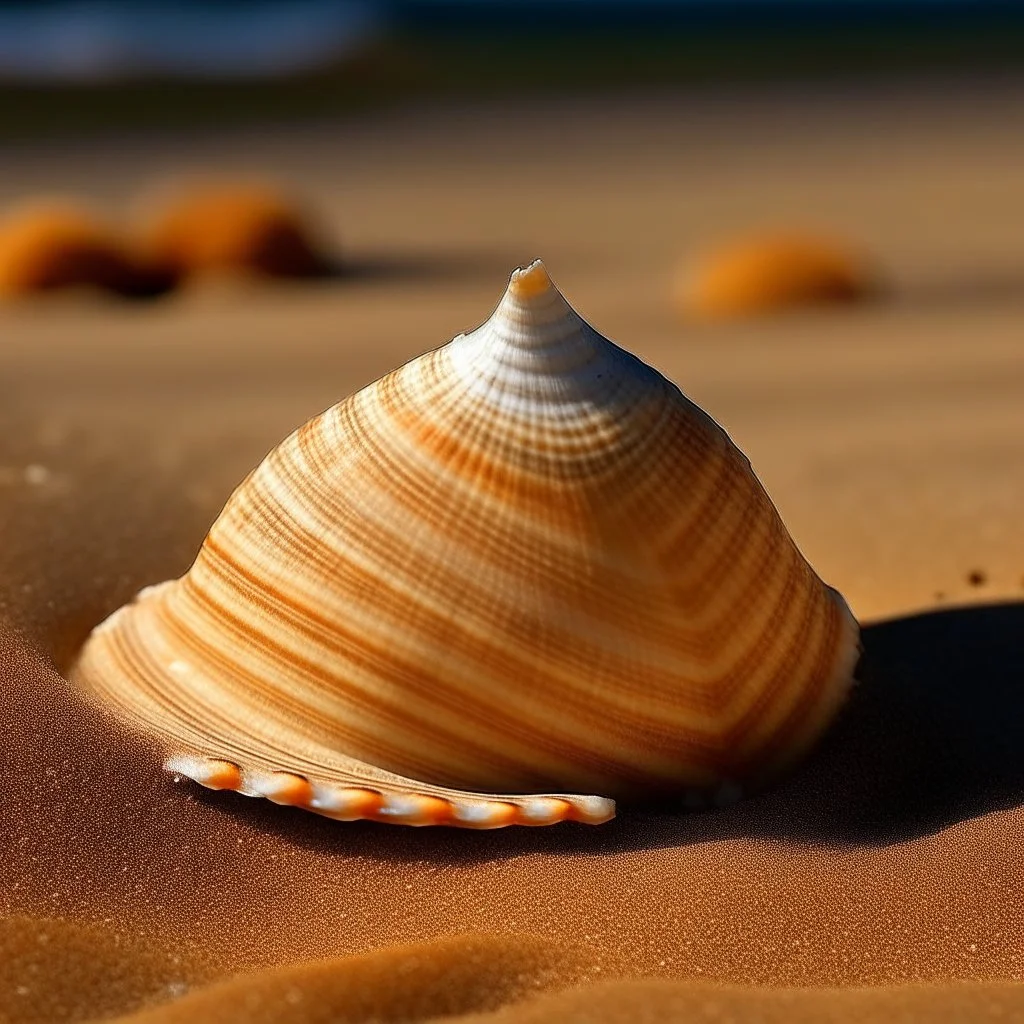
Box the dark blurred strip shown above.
[0,0,1022,142]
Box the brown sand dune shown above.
[103,934,608,1024]
[467,978,1024,1024]
[100,948,1024,1024]
[2,78,1024,1023]
[0,918,208,1024]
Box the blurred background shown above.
[1,0,1023,624]
[0,0,1022,136]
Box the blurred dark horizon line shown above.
[1,0,1023,142]
[4,66,1024,162]
[396,0,1024,26]
[2,0,1024,79]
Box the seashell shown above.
[679,231,874,319]
[0,200,159,299]
[138,182,331,283]
[70,260,860,828]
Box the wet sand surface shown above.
[1,76,1023,1022]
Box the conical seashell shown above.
[679,232,874,319]
[70,260,860,828]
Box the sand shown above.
[1,75,1023,1022]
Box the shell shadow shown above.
[201,600,1024,863]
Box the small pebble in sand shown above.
[676,231,875,319]
[23,464,51,486]
[0,464,56,487]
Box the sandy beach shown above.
[1,76,1023,1022]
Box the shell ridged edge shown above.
[164,753,617,829]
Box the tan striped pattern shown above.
[70,260,860,829]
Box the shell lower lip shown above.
[164,754,616,829]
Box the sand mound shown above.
[104,934,603,1024]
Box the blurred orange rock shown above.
[679,233,875,319]
[139,184,332,282]
[0,201,153,299]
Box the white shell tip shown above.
[377,794,422,818]
[163,754,241,791]
[310,786,384,819]
[450,800,518,829]
[163,753,202,778]
[507,259,553,300]
[517,797,572,824]
[571,795,617,824]
[375,792,453,826]
[256,772,314,806]
[450,801,500,824]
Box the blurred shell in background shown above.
[137,182,334,284]
[70,261,860,829]
[678,232,877,319]
[0,200,160,298]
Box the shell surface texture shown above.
[70,260,860,829]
